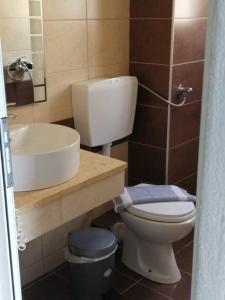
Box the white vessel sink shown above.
[10,123,80,192]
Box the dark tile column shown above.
[129,0,208,193]
[168,0,208,194]
[129,0,173,185]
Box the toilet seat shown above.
[126,201,195,223]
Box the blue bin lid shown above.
[68,227,117,259]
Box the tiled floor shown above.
[22,231,193,300]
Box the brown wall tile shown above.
[174,0,208,19]
[173,19,207,64]
[130,63,170,102]
[131,105,168,147]
[129,1,207,190]
[130,0,173,18]
[168,139,199,183]
[130,62,170,107]
[128,177,145,186]
[129,141,166,184]
[174,174,197,195]
[137,87,168,108]
[171,61,204,103]
[130,19,172,64]
[170,101,201,147]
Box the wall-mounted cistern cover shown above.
[72,76,138,147]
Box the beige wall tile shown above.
[61,172,124,223]
[88,64,118,80]
[20,261,44,286]
[8,105,34,125]
[42,213,91,256]
[21,200,61,242]
[88,62,129,79]
[33,68,88,122]
[19,237,43,269]
[43,0,86,20]
[42,216,82,257]
[87,0,129,19]
[42,226,68,257]
[43,248,65,273]
[0,0,29,18]
[0,19,31,51]
[44,20,88,73]
[42,202,112,257]
[88,20,129,67]
[32,101,55,123]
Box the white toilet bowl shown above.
[117,201,195,284]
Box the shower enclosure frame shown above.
[0,40,22,300]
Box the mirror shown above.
[0,0,46,105]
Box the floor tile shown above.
[113,270,136,294]
[176,245,193,274]
[121,283,170,300]
[54,262,135,295]
[55,263,71,284]
[140,271,191,300]
[23,274,72,300]
[23,245,193,300]
[173,230,194,254]
[116,261,142,281]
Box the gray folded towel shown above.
[114,184,196,213]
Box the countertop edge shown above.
[16,162,127,212]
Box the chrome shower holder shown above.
[177,84,193,101]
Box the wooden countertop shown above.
[15,150,127,211]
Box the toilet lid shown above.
[126,201,196,223]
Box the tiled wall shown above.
[19,201,113,286]
[129,0,173,185]
[129,0,208,194]
[7,0,129,125]
[9,0,130,286]
[168,0,207,193]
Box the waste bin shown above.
[65,227,118,300]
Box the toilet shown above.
[117,195,195,284]
[72,76,196,284]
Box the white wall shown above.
[192,0,225,299]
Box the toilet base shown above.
[121,226,181,284]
